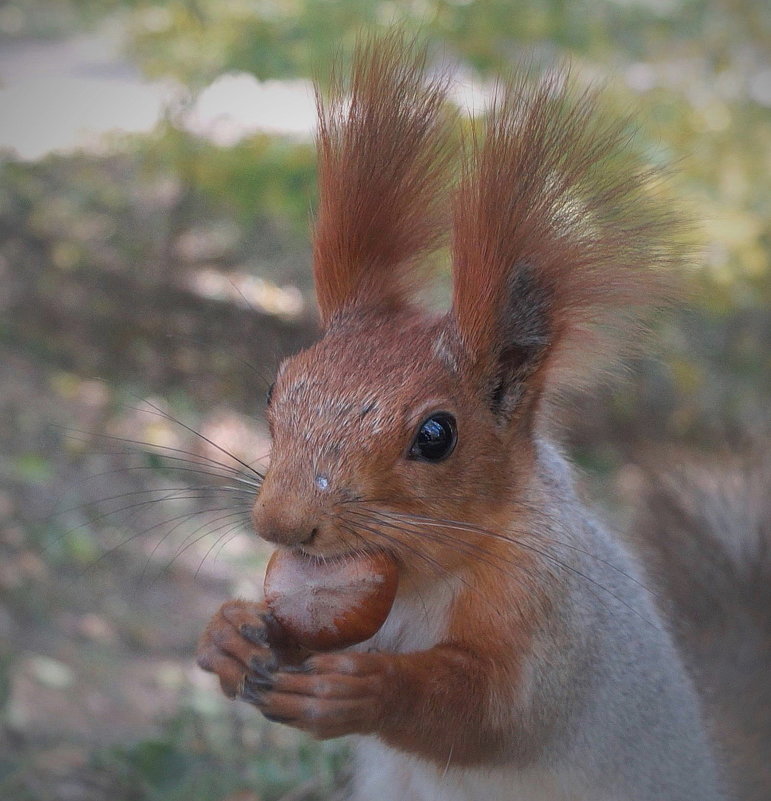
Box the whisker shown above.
[65,505,247,588]
[52,461,262,494]
[127,397,265,480]
[170,509,251,557]
[336,521,450,586]
[347,507,655,628]
[164,329,272,387]
[166,511,251,573]
[357,511,619,625]
[338,515,522,618]
[57,425,266,480]
[336,521,453,634]
[195,521,251,578]
[140,502,253,578]
[368,507,657,600]
[48,485,253,535]
[210,529,248,569]
[46,489,252,564]
[344,509,525,576]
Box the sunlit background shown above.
[1,2,769,799]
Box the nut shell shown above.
[263,549,398,651]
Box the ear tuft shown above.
[451,69,689,416]
[313,33,455,326]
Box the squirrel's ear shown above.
[449,258,552,420]
[312,33,454,327]
[450,70,685,420]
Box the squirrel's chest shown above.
[356,576,459,654]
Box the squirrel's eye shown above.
[409,413,457,462]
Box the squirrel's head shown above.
[254,309,517,568]
[252,33,684,575]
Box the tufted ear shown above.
[312,33,455,327]
[450,70,686,421]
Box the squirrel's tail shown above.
[632,452,771,801]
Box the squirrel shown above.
[195,33,770,801]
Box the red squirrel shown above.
[196,34,770,800]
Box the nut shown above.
[263,549,398,651]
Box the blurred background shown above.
[0,2,768,799]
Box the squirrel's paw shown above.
[196,599,275,699]
[240,652,392,739]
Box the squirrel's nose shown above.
[251,474,319,547]
[255,520,318,548]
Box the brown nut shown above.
[263,549,398,651]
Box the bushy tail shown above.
[632,453,771,801]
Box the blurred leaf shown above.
[125,739,192,794]
[12,454,53,484]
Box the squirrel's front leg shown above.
[199,597,520,765]
[244,646,500,765]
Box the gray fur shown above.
[512,441,726,799]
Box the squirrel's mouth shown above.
[287,522,394,564]
[293,543,397,569]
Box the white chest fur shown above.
[358,574,459,654]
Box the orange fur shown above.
[313,33,455,326]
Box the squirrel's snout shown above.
[251,478,319,547]
[252,505,318,547]
[255,522,318,548]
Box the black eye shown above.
[409,412,457,462]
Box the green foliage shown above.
[1,701,348,801]
[93,705,348,801]
[137,121,317,228]
[2,0,766,476]
[113,1,771,85]
[0,125,316,286]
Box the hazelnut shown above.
[263,549,398,651]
